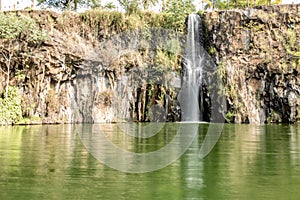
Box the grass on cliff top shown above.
[80,9,169,31]
[53,8,187,40]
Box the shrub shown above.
[0,86,23,125]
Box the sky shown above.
[0,0,35,11]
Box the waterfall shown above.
[181,14,203,122]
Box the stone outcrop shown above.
[202,4,300,123]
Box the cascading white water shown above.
[181,14,202,122]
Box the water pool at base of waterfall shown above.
[1,124,300,199]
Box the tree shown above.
[0,13,47,98]
[37,0,101,11]
[38,0,78,10]
[163,0,195,32]
[117,0,159,13]
[85,0,102,9]
[0,13,47,124]
[141,0,159,10]
[117,0,141,14]
[103,2,116,10]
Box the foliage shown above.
[117,0,141,14]
[217,61,226,81]
[140,11,167,28]
[81,9,126,36]
[0,12,47,99]
[285,29,300,58]
[118,0,158,15]
[37,0,101,11]
[104,2,117,10]
[256,0,281,6]
[0,13,47,124]
[155,49,178,72]
[81,9,170,36]
[204,0,281,10]
[208,46,216,56]
[0,86,23,125]
[141,0,159,10]
[117,0,159,12]
[225,111,235,123]
[0,13,48,42]
[163,0,195,32]
[154,36,182,72]
[215,0,248,9]
[126,0,142,15]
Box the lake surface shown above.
[1,123,300,199]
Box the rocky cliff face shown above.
[202,4,300,123]
[0,10,181,124]
[0,5,299,124]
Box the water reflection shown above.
[1,124,300,199]
[77,123,198,173]
[202,124,300,199]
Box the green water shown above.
[1,124,300,199]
